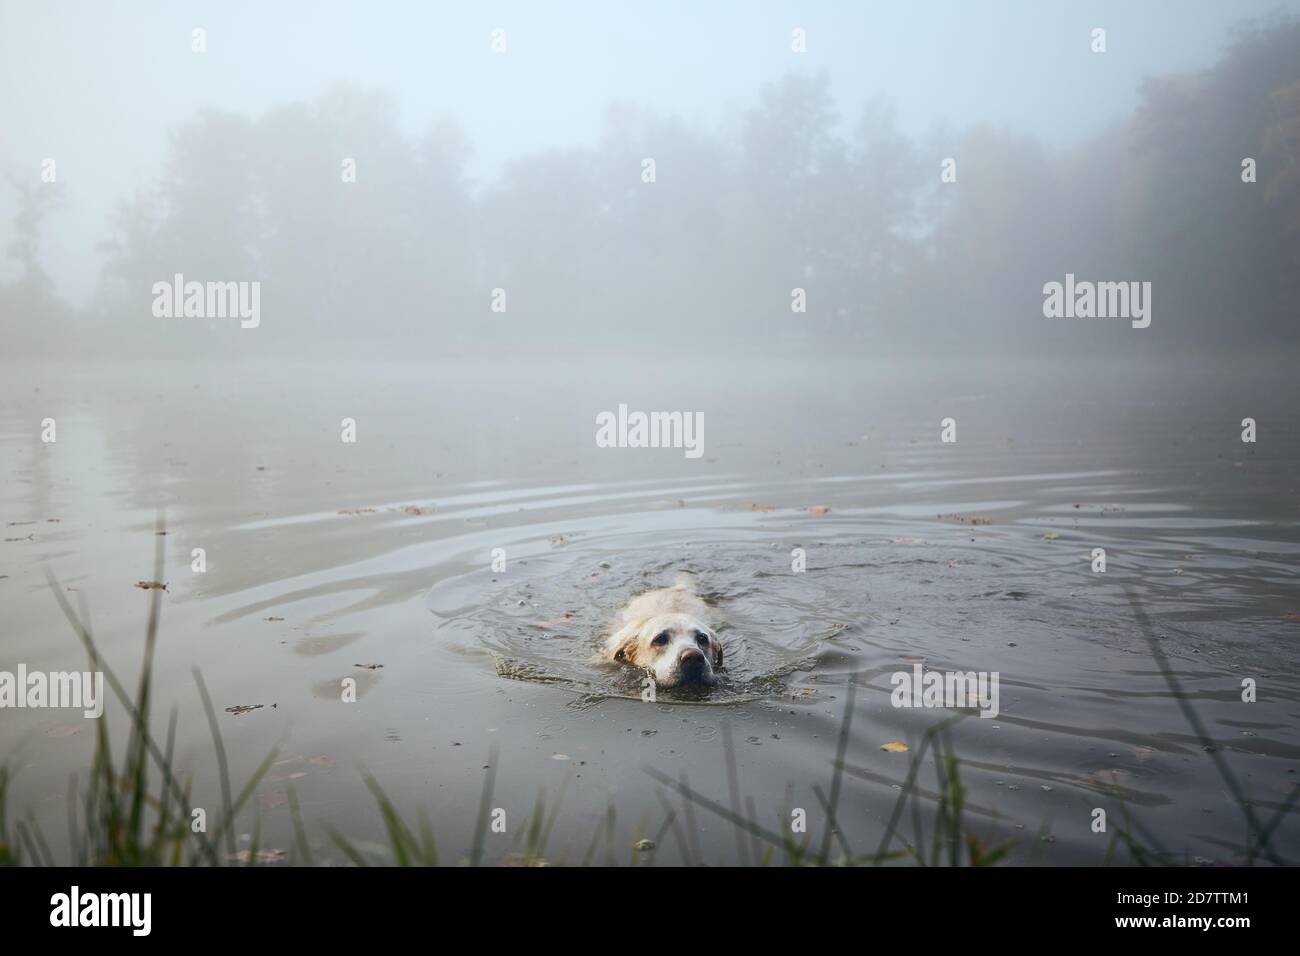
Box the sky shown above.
[2,0,1298,301]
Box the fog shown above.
[2,0,1299,358]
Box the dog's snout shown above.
[679,646,705,667]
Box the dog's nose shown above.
[679,647,705,668]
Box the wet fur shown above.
[602,579,722,687]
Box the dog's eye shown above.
[695,632,710,648]
[651,632,670,647]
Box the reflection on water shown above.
[0,355,1297,864]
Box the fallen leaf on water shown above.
[228,848,287,865]
[808,505,831,515]
[266,754,336,784]
[225,704,264,716]
[1043,532,1061,540]
[266,755,337,786]
[264,616,285,622]
[337,507,376,516]
[397,504,435,516]
[633,839,655,851]
[938,513,992,526]
[354,663,384,670]
[749,503,775,512]
[548,534,568,544]
[881,741,909,753]
[134,581,168,591]
[945,560,961,568]
[531,612,575,628]
[257,790,289,810]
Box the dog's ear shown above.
[607,622,642,665]
[709,631,723,668]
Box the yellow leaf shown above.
[881,740,909,753]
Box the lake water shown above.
[1,354,1297,865]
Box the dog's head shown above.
[612,612,722,688]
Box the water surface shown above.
[1,355,1297,864]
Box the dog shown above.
[602,575,722,688]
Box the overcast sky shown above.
[3,0,1297,301]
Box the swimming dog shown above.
[602,576,722,687]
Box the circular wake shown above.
[425,537,877,704]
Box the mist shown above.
[4,3,1300,879]
[3,2,1299,359]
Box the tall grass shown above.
[1,522,278,866]
[644,684,1012,866]
[1,532,1293,866]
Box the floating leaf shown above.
[134,580,168,591]
[530,612,575,629]
[938,513,992,525]
[228,848,287,865]
[1043,532,1060,540]
[880,740,909,753]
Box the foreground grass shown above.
[2,532,1295,866]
